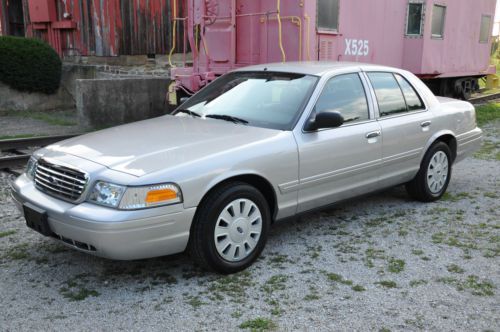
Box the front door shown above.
[295,72,382,213]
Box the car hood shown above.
[42,115,283,177]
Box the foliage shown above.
[0,36,61,94]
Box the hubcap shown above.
[214,198,262,262]
[427,151,449,194]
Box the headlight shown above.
[119,183,182,209]
[25,157,37,180]
[88,181,126,208]
[88,181,182,210]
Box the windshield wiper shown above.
[205,114,249,125]
[174,109,201,117]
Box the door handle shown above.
[420,121,432,128]
[365,131,381,139]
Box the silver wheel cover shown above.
[214,198,262,262]
[427,151,449,194]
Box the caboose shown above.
[168,0,497,103]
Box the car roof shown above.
[232,61,398,76]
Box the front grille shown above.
[34,159,88,202]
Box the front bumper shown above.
[10,174,196,260]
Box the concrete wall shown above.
[76,78,171,128]
[0,64,96,112]
[0,82,73,112]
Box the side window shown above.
[315,73,369,124]
[367,73,407,117]
[431,5,446,38]
[395,74,425,111]
[317,0,339,32]
[406,2,424,36]
[479,15,492,43]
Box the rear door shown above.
[295,72,382,213]
[365,72,433,186]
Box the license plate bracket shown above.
[23,202,51,236]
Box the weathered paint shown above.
[0,0,172,56]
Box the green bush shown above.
[0,36,61,94]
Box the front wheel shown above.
[189,182,271,274]
[406,142,452,202]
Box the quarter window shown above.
[317,0,339,32]
[315,73,369,124]
[431,5,446,38]
[395,75,425,111]
[480,15,492,43]
[406,3,424,36]
[367,73,407,117]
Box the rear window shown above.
[367,73,407,117]
[395,74,425,111]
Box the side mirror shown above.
[179,96,189,104]
[304,111,344,131]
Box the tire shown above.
[406,142,452,202]
[189,182,271,274]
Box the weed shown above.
[325,273,353,286]
[437,275,495,296]
[59,287,99,301]
[352,285,366,292]
[0,230,16,238]
[409,279,428,287]
[185,295,206,308]
[387,258,405,273]
[447,264,465,274]
[262,275,288,294]
[375,280,397,289]
[239,318,276,331]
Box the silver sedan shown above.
[11,62,482,273]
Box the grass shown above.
[447,264,465,274]
[387,258,405,273]
[59,287,99,301]
[262,275,288,294]
[2,243,29,260]
[0,230,16,238]
[437,275,495,296]
[3,109,77,126]
[409,279,428,287]
[375,280,397,289]
[352,284,366,292]
[239,318,276,331]
[475,102,500,127]
[325,272,353,286]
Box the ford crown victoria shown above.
[10,62,482,273]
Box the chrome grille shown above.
[34,159,87,202]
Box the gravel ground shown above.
[0,123,498,332]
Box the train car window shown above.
[406,3,424,36]
[431,5,446,38]
[480,15,492,43]
[367,73,407,117]
[315,73,369,124]
[395,74,425,111]
[317,0,339,32]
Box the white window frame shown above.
[405,1,425,37]
[431,4,447,39]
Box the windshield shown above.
[174,71,318,130]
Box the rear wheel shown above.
[406,142,452,202]
[189,182,270,274]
